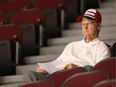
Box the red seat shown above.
[21,79,55,87]
[61,70,110,87]
[93,79,116,87]
[0,0,31,19]
[10,8,45,24]
[0,24,22,65]
[0,13,8,24]
[0,24,22,40]
[10,9,46,57]
[93,57,116,79]
[33,0,66,30]
[33,0,66,9]
[0,0,31,13]
[0,40,14,76]
[48,67,87,87]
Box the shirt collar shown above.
[82,37,101,46]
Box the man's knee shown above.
[23,71,37,83]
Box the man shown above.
[23,9,110,83]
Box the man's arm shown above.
[96,42,110,64]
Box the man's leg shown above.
[23,71,49,83]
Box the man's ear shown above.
[98,23,102,31]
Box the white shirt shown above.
[57,38,110,67]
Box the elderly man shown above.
[23,9,110,83]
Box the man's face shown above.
[81,17,101,38]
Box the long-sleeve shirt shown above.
[57,38,110,67]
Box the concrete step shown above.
[100,1,115,8]
[0,75,22,84]
[102,14,115,21]
[0,83,22,87]
[24,54,59,64]
[40,45,66,55]
[63,26,115,37]
[48,33,115,46]
[99,7,114,14]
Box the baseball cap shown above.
[76,9,102,22]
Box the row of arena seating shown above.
[0,0,101,23]
[21,57,116,87]
[22,79,116,87]
[0,0,115,86]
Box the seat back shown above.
[0,40,15,76]
[0,0,31,13]
[10,9,46,56]
[0,13,8,24]
[61,70,110,87]
[21,79,55,87]
[65,0,81,23]
[93,57,116,79]
[0,24,22,65]
[18,24,40,57]
[0,24,21,40]
[33,0,66,36]
[93,79,116,87]
[44,9,62,38]
[0,0,31,19]
[48,67,87,87]
[33,0,66,9]
[10,8,45,24]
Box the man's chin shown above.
[84,33,90,37]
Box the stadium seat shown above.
[65,0,81,23]
[33,0,66,9]
[48,67,87,87]
[33,0,66,35]
[10,8,46,57]
[93,79,116,87]
[0,0,31,19]
[0,12,8,25]
[0,40,16,76]
[92,57,116,79]
[10,8,45,24]
[21,79,55,87]
[0,24,22,65]
[61,70,110,87]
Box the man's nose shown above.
[85,24,89,30]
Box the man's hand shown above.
[64,63,78,69]
[36,66,48,74]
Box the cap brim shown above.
[84,16,95,20]
[76,15,95,22]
